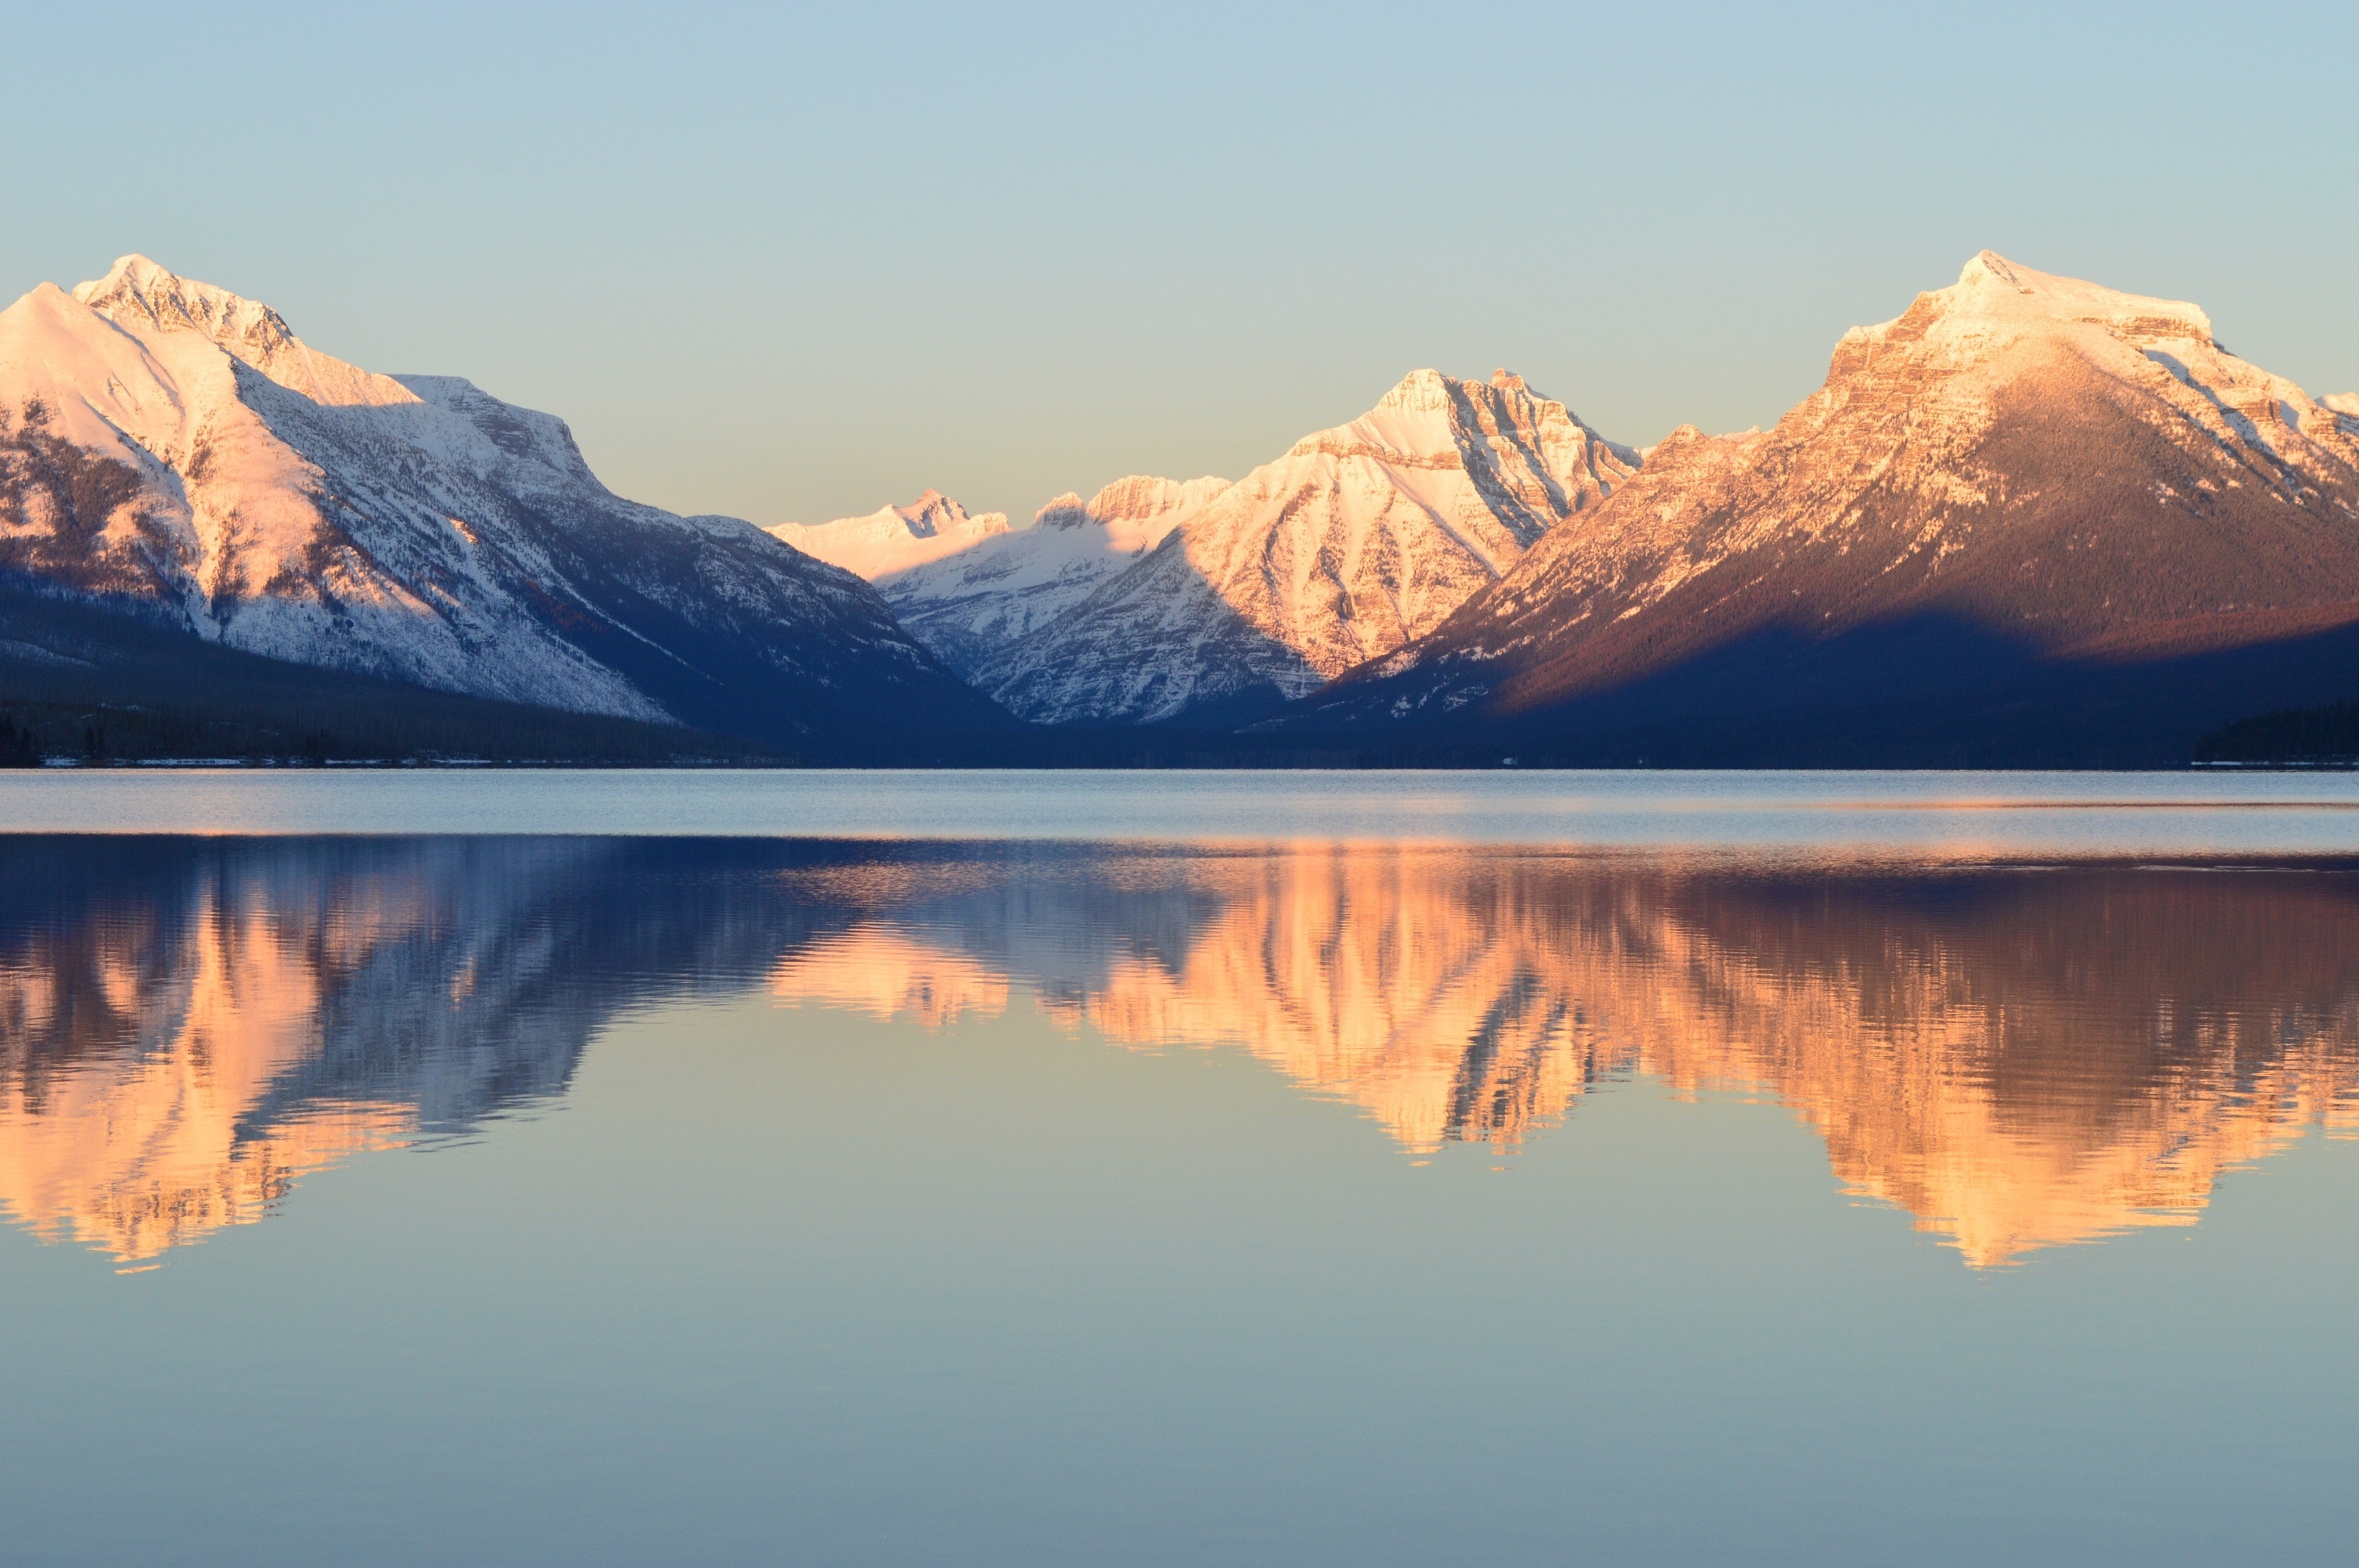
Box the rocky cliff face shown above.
[971,370,1636,723]
[1294,254,2359,754]
[0,256,1005,749]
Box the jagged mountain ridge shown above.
[867,476,1231,680]
[1285,252,2359,759]
[992,370,1636,723]
[766,488,1012,580]
[0,256,1005,750]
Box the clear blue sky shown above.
[6,1,2353,525]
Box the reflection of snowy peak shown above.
[0,837,859,1261]
[979,370,1637,723]
[775,846,2359,1265]
[767,489,1011,580]
[0,256,1002,747]
[871,476,1229,679]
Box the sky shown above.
[5,1,2355,527]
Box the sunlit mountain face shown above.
[6,840,2356,1267]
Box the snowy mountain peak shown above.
[1301,252,2359,753]
[60,252,420,412]
[1028,477,1228,537]
[768,491,1010,578]
[1082,476,1231,536]
[860,475,1237,683]
[964,370,1642,724]
[894,488,972,537]
[1943,249,2214,343]
[73,253,303,363]
[6,255,999,746]
[1032,491,1092,528]
[1374,367,1456,412]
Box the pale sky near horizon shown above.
[6,2,2354,527]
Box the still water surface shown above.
[2,774,2355,1564]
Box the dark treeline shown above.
[0,584,778,765]
[2196,701,2359,765]
[13,575,2355,771]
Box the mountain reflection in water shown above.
[4,837,2356,1267]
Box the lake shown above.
[2,771,2355,1565]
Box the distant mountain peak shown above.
[861,475,1236,685]
[892,488,970,538]
[951,370,1639,725]
[1032,491,1091,529]
[768,491,1010,577]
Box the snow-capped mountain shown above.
[868,476,1229,679]
[974,370,1637,723]
[1291,252,2359,761]
[0,256,1004,749]
[767,490,1010,580]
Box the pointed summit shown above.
[1294,253,2359,761]
[965,370,1639,724]
[60,251,414,410]
[866,476,1236,680]
[2,253,1007,749]
[1371,367,1458,413]
[73,254,304,363]
[1939,249,2214,343]
[767,491,1010,578]
[892,489,973,539]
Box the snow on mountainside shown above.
[0,256,1002,746]
[869,476,1230,679]
[1292,252,2359,751]
[976,370,1637,723]
[767,490,1010,579]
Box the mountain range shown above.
[1277,253,2359,762]
[4,251,2355,764]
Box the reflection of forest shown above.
[5,841,2355,1267]
[771,849,2359,1265]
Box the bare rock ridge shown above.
[1279,252,2359,761]
[0,255,1006,753]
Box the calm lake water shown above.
[2,772,2356,1566]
